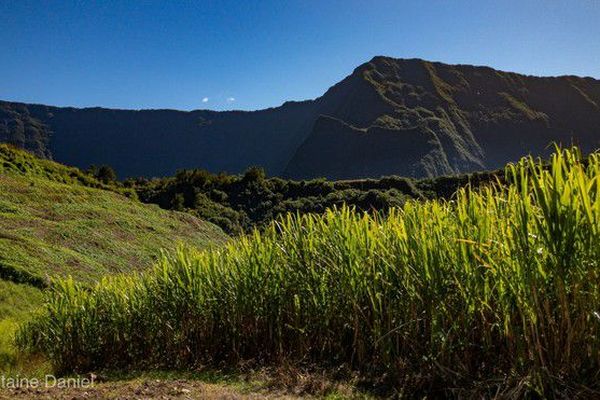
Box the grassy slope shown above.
[0,173,225,283]
[0,145,227,374]
[0,144,226,284]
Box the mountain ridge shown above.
[2,56,600,179]
[5,55,599,111]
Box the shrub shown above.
[95,165,117,183]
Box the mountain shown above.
[286,57,600,179]
[2,56,600,179]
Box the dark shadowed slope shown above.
[284,57,600,179]
[0,101,320,178]
[2,56,600,179]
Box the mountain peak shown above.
[2,59,600,180]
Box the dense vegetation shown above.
[19,148,599,396]
[132,167,501,234]
[0,144,227,374]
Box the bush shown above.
[170,193,185,211]
[95,165,117,183]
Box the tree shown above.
[96,165,117,183]
[242,166,266,183]
[171,193,185,211]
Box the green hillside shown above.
[0,145,226,285]
[0,145,227,372]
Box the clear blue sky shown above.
[1,0,599,111]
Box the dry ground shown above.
[0,378,308,400]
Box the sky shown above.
[1,0,599,111]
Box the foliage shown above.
[19,148,600,396]
[88,164,118,183]
[131,166,499,234]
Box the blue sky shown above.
[1,0,599,111]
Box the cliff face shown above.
[0,102,52,159]
[0,101,319,178]
[284,57,600,179]
[2,56,600,179]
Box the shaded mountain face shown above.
[0,100,320,178]
[2,56,600,179]
[0,102,52,159]
[285,57,600,179]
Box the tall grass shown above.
[18,148,600,395]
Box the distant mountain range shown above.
[2,56,600,179]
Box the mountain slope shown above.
[2,57,600,179]
[285,57,600,179]
[0,100,320,178]
[0,145,226,285]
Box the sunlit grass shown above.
[18,147,600,395]
[0,280,49,376]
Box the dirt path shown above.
[0,378,306,399]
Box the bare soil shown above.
[0,378,306,399]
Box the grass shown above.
[0,173,226,283]
[0,144,227,376]
[78,369,372,399]
[17,147,600,397]
[0,143,133,196]
[0,281,49,377]
[0,280,43,321]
